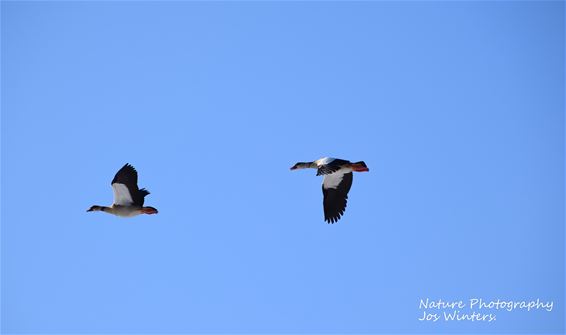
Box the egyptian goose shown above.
[87,163,158,217]
[290,157,369,223]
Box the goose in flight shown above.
[87,163,158,217]
[291,157,368,223]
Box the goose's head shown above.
[87,205,105,212]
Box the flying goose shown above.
[87,163,158,217]
[290,157,368,223]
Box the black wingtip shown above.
[123,163,136,170]
[324,214,342,224]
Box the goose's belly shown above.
[111,205,143,217]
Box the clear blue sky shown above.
[1,1,564,334]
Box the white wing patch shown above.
[316,157,335,166]
[322,167,353,189]
[112,183,134,206]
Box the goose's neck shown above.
[297,162,317,169]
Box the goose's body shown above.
[291,157,368,223]
[87,163,158,217]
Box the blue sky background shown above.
[1,1,564,334]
